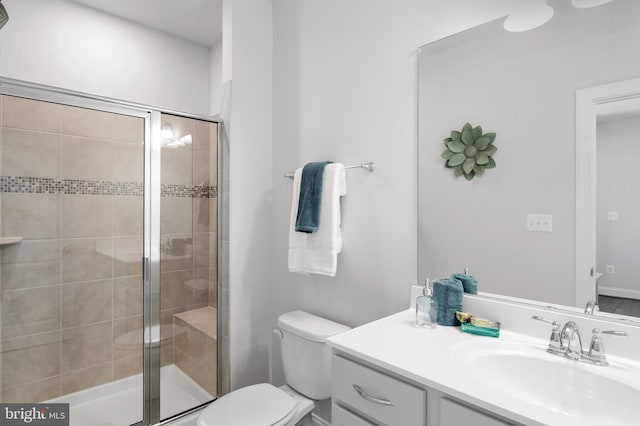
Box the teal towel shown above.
[295,161,332,233]
[452,273,478,294]
[433,278,463,326]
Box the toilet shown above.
[197,310,351,426]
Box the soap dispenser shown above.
[416,278,438,328]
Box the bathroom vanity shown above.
[327,296,640,426]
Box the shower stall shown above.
[0,79,224,425]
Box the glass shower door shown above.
[0,94,146,425]
[158,113,218,421]
[0,86,220,426]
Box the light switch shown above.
[526,214,553,232]
[607,212,618,221]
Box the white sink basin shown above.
[456,340,640,425]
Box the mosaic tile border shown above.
[1,176,217,198]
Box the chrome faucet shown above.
[532,316,628,366]
[585,328,629,366]
[584,300,599,315]
[560,321,583,360]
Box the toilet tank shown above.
[277,311,350,400]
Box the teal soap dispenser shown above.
[416,278,438,328]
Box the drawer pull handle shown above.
[352,384,395,406]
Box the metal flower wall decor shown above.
[441,123,497,181]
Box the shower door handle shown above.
[142,257,150,282]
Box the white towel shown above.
[288,163,347,276]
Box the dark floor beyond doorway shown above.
[598,295,640,317]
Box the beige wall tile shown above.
[160,197,192,235]
[160,342,173,367]
[114,276,143,319]
[62,135,113,181]
[160,270,194,310]
[1,194,60,239]
[62,195,112,238]
[192,120,210,152]
[63,106,109,139]
[2,376,61,403]
[61,238,112,284]
[161,114,194,143]
[174,346,215,397]
[2,96,61,133]
[161,146,192,186]
[61,321,112,373]
[61,363,112,395]
[193,234,210,269]
[173,317,208,356]
[2,331,61,389]
[113,141,143,183]
[193,152,211,186]
[112,196,143,237]
[62,280,113,328]
[113,355,143,381]
[1,240,60,290]
[193,199,210,234]
[113,236,142,278]
[113,316,143,360]
[209,123,218,154]
[2,286,60,339]
[63,106,142,143]
[2,128,61,178]
[192,268,210,307]
[111,114,144,144]
[160,235,193,272]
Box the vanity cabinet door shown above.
[332,355,426,426]
[440,398,513,426]
[332,403,376,426]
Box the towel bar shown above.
[284,161,375,179]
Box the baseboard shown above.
[599,286,640,300]
[312,413,331,426]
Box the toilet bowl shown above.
[197,311,350,426]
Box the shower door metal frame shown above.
[0,77,222,426]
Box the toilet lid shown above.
[197,383,297,426]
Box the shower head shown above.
[0,1,8,30]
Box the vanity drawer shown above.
[332,403,376,426]
[332,355,426,426]
[440,398,513,426]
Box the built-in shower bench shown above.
[173,307,217,397]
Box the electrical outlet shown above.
[608,212,618,221]
[526,214,553,232]
[606,265,615,274]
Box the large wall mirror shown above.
[418,0,640,321]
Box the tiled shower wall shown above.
[159,113,218,397]
[0,96,218,403]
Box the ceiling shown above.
[67,0,222,47]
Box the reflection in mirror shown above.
[596,98,640,317]
[417,0,640,321]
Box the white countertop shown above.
[327,309,640,426]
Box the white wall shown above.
[210,41,223,115]
[226,0,273,390]
[0,0,212,115]
[596,115,640,299]
[269,0,521,386]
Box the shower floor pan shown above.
[46,364,213,426]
